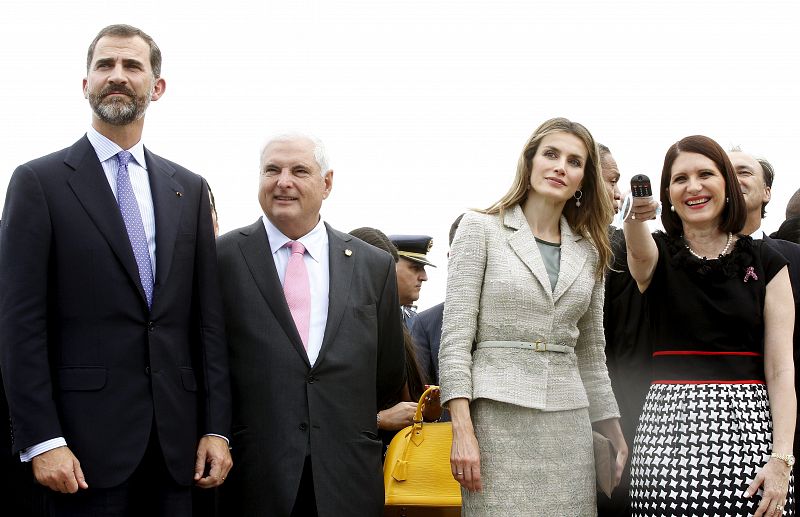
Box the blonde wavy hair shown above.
[482,117,613,277]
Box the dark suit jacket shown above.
[216,219,405,517]
[0,268,44,516]
[0,136,230,488]
[409,302,443,384]
[763,235,800,486]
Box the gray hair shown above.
[260,133,330,175]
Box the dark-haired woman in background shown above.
[625,135,795,517]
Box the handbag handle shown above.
[412,385,439,425]
[392,384,441,479]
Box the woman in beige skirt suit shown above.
[439,117,627,516]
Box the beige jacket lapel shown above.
[504,205,589,304]
[504,205,554,304]
[553,217,588,302]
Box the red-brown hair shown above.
[660,135,746,237]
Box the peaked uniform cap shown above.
[388,234,436,267]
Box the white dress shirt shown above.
[86,127,156,275]
[750,227,765,240]
[262,215,330,366]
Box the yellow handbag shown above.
[383,385,462,514]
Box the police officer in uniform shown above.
[388,235,435,324]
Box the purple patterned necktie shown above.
[116,151,154,308]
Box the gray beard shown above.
[88,90,151,126]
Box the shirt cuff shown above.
[204,433,230,446]
[20,437,67,462]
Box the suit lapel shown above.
[238,220,310,366]
[505,206,554,302]
[146,148,183,291]
[552,217,587,302]
[65,136,148,306]
[315,225,355,368]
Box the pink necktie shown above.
[283,241,311,349]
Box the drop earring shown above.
[574,190,583,207]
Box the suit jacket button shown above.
[145,366,151,376]
[307,376,316,384]
[299,423,308,431]
[147,321,155,332]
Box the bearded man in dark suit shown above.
[0,24,231,517]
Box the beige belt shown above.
[476,340,573,354]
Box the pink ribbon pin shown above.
[743,266,758,283]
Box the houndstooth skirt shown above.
[463,398,596,517]
[630,383,794,516]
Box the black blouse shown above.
[645,232,787,383]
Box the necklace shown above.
[684,232,734,260]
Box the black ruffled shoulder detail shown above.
[659,232,757,280]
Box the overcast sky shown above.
[2,0,798,309]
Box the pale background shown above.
[1,0,798,310]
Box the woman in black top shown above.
[624,135,795,517]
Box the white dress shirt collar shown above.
[262,215,327,262]
[749,226,765,240]
[85,126,157,278]
[261,214,330,367]
[86,126,147,169]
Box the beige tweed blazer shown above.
[439,206,620,422]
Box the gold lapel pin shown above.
[344,249,353,257]
[176,191,183,197]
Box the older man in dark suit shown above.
[730,148,800,513]
[216,134,405,517]
[0,24,231,516]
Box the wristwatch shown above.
[771,452,796,468]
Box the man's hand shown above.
[194,435,232,488]
[32,446,88,493]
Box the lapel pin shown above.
[176,191,183,197]
[344,249,353,257]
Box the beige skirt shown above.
[463,399,596,517]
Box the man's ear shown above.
[150,77,166,101]
[322,170,334,199]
